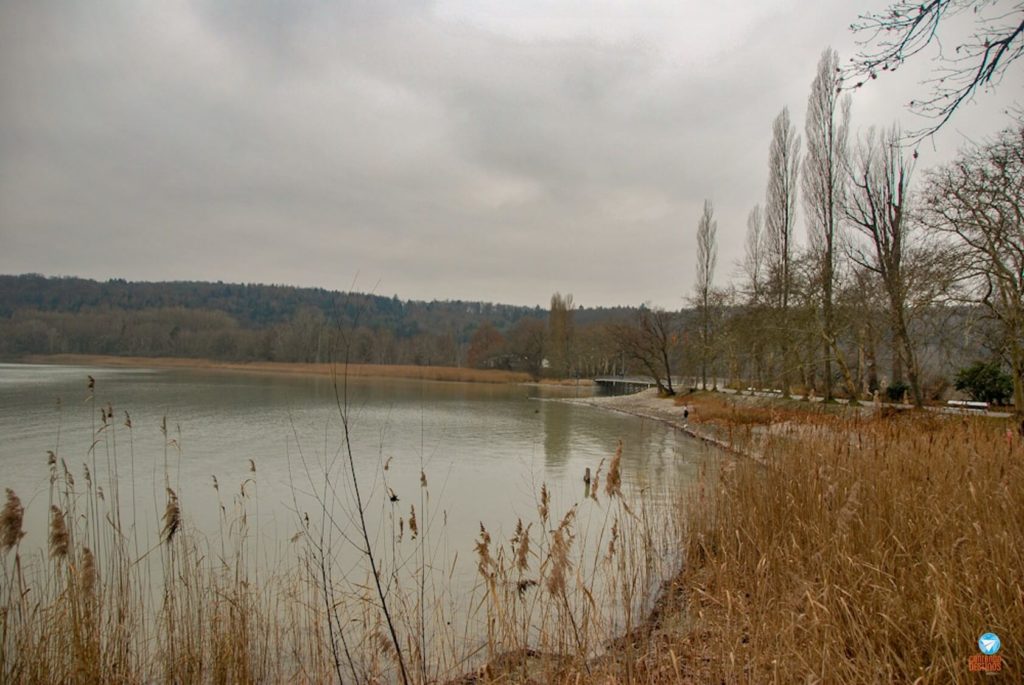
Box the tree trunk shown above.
[825,331,861,404]
[891,310,923,408]
[822,269,834,401]
[661,347,675,395]
[1010,344,1024,414]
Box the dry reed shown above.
[674,397,1024,683]
[25,354,533,384]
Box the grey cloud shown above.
[1,0,1017,307]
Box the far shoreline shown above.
[15,353,595,387]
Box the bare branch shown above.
[848,1,1024,139]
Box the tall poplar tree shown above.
[765,107,801,396]
[803,47,854,402]
[695,200,718,390]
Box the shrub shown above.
[954,361,1013,405]
[885,381,909,403]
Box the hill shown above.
[0,274,634,370]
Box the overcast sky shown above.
[0,1,1018,308]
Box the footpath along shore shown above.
[570,385,1018,465]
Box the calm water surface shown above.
[0,363,709,578]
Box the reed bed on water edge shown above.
[3,377,1021,683]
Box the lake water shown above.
[0,362,712,672]
[1,363,707,548]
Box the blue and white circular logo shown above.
[978,632,1001,655]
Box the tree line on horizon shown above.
[0,268,999,403]
[0,274,642,376]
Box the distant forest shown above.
[0,274,635,376]
[0,274,1002,397]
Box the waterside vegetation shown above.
[2,378,1020,683]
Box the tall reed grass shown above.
[677,395,1023,682]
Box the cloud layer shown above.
[0,0,1016,307]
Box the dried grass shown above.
[25,354,533,384]
[673,403,1024,683]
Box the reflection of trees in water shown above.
[616,423,666,488]
[650,430,704,487]
[542,401,571,467]
[542,401,710,497]
[618,426,704,493]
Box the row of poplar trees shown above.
[689,46,1024,411]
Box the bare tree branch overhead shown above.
[848,1,1024,138]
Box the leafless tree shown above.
[765,107,801,396]
[743,205,767,303]
[788,251,825,397]
[922,121,1024,411]
[841,263,886,396]
[506,317,546,379]
[694,200,718,389]
[612,307,679,395]
[732,206,772,391]
[844,125,925,407]
[849,1,1024,137]
[804,47,856,402]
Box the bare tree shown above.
[739,204,771,391]
[694,200,718,389]
[788,251,824,398]
[506,317,546,379]
[467,321,506,368]
[923,121,1024,411]
[765,107,801,396]
[612,307,679,395]
[713,287,744,389]
[845,125,925,407]
[849,1,1024,137]
[804,47,856,402]
[743,205,767,303]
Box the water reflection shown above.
[541,399,571,467]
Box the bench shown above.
[946,400,990,411]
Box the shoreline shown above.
[15,353,583,386]
[568,388,759,461]
[450,390,750,681]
